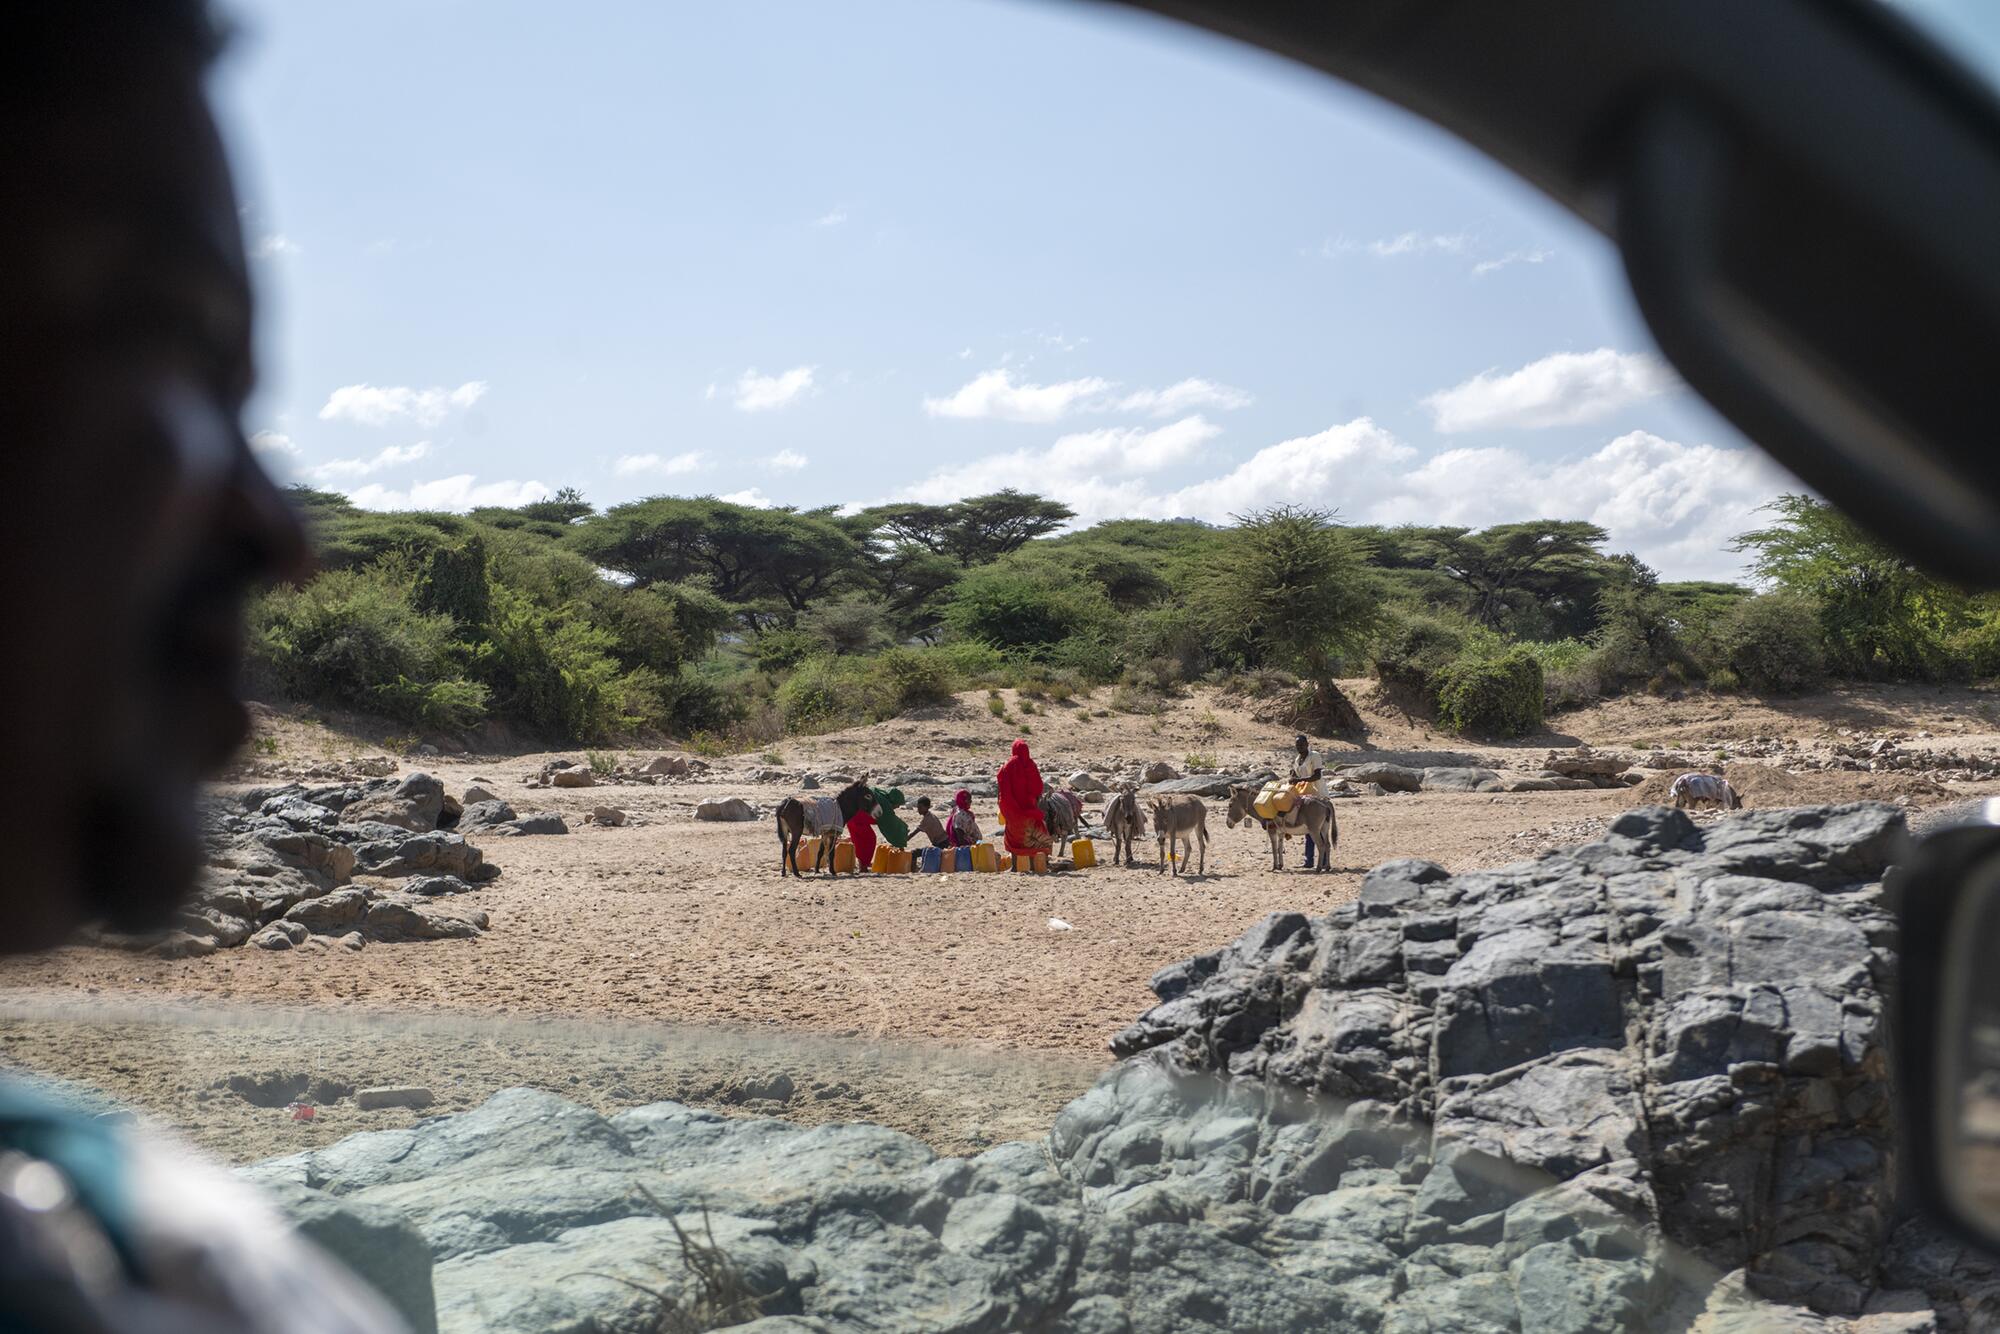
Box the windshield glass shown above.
[5,3,2000,1332]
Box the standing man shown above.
[1291,734,1327,868]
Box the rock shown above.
[1141,773,1271,798]
[641,754,689,777]
[282,888,371,935]
[695,798,758,822]
[588,806,627,828]
[1142,761,1180,783]
[353,831,494,881]
[340,772,446,832]
[260,1182,438,1334]
[356,1085,436,1111]
[249,924,301,950]
[1421,766,1503,793]
[485,812,568,837]
[1542,747,1636,779]
[405,875,476,897]
[363,894,488,942]
[1068,771,1107,793]
[800,774,821,790]
[881,771,937,787]
[1337,761,1424,793]
[339,931,366,951]
[462,785,498,806]
[1500,776,1563,793]
[550,768,595,789]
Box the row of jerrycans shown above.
[783,838,1098,873]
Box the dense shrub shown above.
[1706,592,1828,693]
[413,536,492,632]
[1369,611,1479,709]
[249,569,485,728]
[801,593,890,656]
[1434,648,1545,738]
[749,629,823,676]
[478,588,627,741]
[774,656,865,730]
[868,647,956,712]
[943,566,1117,654]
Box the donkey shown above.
[774,779,872,877]
[1150,793,1209,876]
[1226,784,1337,873]
[1038,789,1088,858]
[1102,786,1146,867]
[1669,772,1742,811]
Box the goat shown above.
[1150,793,1208,876]
[1102,787,1146,867]
[1669,772,1742,811]
[774,779,872,877]
[1225,784,1336,873]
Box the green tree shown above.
[1734,494,1965,679]
[943,564,1117,654]
[1417,521,1613,636]
[569,497,866,614]
[1194,506,1381,731]
[413,535,492,633]
[850,491,1074,567]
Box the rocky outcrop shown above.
[84,788,500,954]
[247,803,1997,1332]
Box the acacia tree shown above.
[568,497,867,620]
[1196,505,1381,734]
[1418,520,1612,636]
[850,490,1073,567]
[1733,494,1965,678]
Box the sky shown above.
[213,0,2000,583]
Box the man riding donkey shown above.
[1227,733,1338,873]
[998,739,1055,873]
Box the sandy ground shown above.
[2,679,1995,1162]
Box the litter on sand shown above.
[1048,917,1073,931]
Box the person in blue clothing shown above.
[0,3,406,1328]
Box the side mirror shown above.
[1897,802,2000,1248]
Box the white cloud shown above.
[893,415,1222,507]
[957,347,973,360]
[614,450,707,477]
[767,449,809,473]
[813,208,848,227]
[318,380,488,428]
[885,416,1785,579]
[1367,231,1471,257]
[308,440,432,480]
[923,371,1252,424]
[1423,349,1678,432]
[924,369,1112,423]
[252,234,301,259]
[344,475,551,511]
[733,366,816,413]
[249,430,299,458]
[1472,247,1553,277]
[1110,378,1253,417]
[719,487,775,508]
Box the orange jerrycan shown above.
[834,842,857,873]
[1072,839,1097,869]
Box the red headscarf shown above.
[997,739,1047,856]
[953,789,973,812]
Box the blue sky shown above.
[214,0,1998,582]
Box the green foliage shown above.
[570,496,866,613]
[587,749,617,775]
[1369,610,1484,707]
[478,587,627,742]
[800,593,890,656]
[1735,494,1969,680]
[851,490,1074,567]
[414,535,492,633]
[1704,592,1828,693]
[1194,506,1381,689]
[249,566,486,729]
[943,564,1117,655]
[1412,521,1612,637]
[774,656,865,731]
[1434,647,1545,738]
[867,647,956,712]
[749,629,823,675]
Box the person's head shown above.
[1012,739,1030,760]
[915,796,931,814]
[3,3,308,951]
[1295,733,1310,755]
[954,789,972,811]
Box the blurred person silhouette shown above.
[1,2,407,1329]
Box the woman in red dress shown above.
[997,739,1051,870]
[846,806,878,871]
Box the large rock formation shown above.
[246,804,2000,1331]
[87,783,499,954]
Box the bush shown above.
[478,587,628,741]
[1706,592,1828,693]
[1434,647,1545,738]
[1368,611,1489,714]
[942,565,1117,654]
[249,568,485,728]
[774,656,865,731]
[1041,635,1119,683]
[749,629,823,676]
[801,594,889,656]
[868,647,956,713]
[933,640,1011,687]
